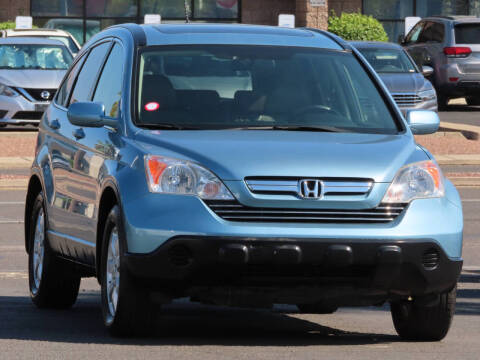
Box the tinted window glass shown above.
[137,45,399,134]
[69,42,110,105]
[406,22,424,43]
[357,48,417,73]
[194,0,238,19]
[419,22,444,43]
[93,44,124,118]
[86,0,137,17]
[56,54,86,107]
[455,24,480,44]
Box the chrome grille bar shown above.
[245,179,373,196]
[205,200,408,224]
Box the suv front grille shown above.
[205,200,407,224]
[245,178,373,197]
[392,93,423,107]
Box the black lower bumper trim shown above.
[125,236,462,296]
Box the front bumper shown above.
[0,94,48,125]
[125,236,462,299]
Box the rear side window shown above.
[418,22,444,43]
[69,41,110,105]
[455,24,480,44]
[56,54,86,107]
[92,43,124,118]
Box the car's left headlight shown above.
[145,155,234,200]
[382,160,445,203]
[0,83,19,97]
[418,89,436,102]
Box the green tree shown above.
[328,12,389,42]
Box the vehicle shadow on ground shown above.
[443,104,480,112]
[0,292,400,346]
[456,269,480,316]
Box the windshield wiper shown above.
[138,123,200,130]
[272,125,348,132]
[227,125,347,132]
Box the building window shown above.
[31,0,241,45]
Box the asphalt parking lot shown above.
[0,187,479,359]
[0,107,479,359]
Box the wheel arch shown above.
[96,181,121,282]
[24,173,44,254]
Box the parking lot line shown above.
[0,202,24,205]
[462,199,480,202]
[0,220,23,224]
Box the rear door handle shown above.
[49,119,60,130]
[73,128,85,140]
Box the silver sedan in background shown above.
[351,41,437,116]
[0,37,73,127]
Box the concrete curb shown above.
[440,121,480,141]
[435,154,480,165]
[0,157,33,169]
[0,178,28,190]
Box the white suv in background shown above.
[1,28,80,56]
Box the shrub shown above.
[0,21,16,30]
[328,12,389,42]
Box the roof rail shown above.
[111,23,146,47]
[301,27,349,49]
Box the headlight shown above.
[382,160,444,203]
[0,83,18,97]
[418,89,436,102]
[145,155,234,200]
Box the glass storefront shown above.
[363,0,480,41]
[31,0,240,45]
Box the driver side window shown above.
[406,22,424,44]
[92,43,124,119]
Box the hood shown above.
[135,130,425,183]
[379,72,431,93]
[0,70,66,89]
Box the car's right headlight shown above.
[0,83,18,97]
[382,160,445,203]
[418,89,436,102]
[145,155,234,200]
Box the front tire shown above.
[100,205,153,337]
[390,286,457,341]
[466,96,480,106]
[28,192,80,308]
[437,93,449,111]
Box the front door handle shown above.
[49,119,61,130]
[73,128,85,140]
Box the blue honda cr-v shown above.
[25,23,463,340]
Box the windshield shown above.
[0,44,73,70]
[357,48,417,74]
[136,45,400,134]
[47,36,79,55]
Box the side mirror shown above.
[406,110,439,135]
[422,65,434,77]
[67,102,117,128]
[397,34,405,44]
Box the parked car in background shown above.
[25,23,462,340]
[0,37,73,127]
[45,19,100,46]
[401,16,480,109]
[1,28,81,56]
[352,41,437,116]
